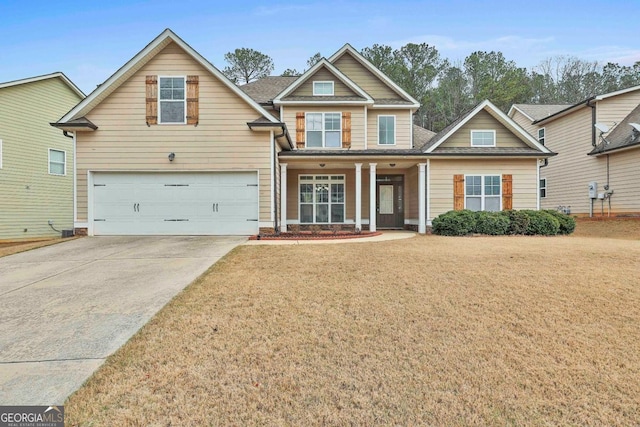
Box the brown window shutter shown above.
[296,112,305,148]
[186,75,199,126]
[145,75,158,125]
[453,174,464,210]
[342,112,351,148]
[502,174,513,210]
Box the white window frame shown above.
[305,112,342,148]
[464,174,501,211]
[538,127,545,146]
[470,130,496,147]
[158,75,186,124]
[540,178,547,199]
[313,81,334,96]
[298,174,346,224]
[48,148,66,176]
[378,115,396,145]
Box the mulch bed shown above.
[250,231,382,240]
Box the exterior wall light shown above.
[168,152,175,161]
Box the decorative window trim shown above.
[312,81,334,96]
[470,129,496,147]
[378,115,396,145]
[305,112,342,148]
[538,127,545,146]
[540,178,547,198]
[48,148,66,176]
[298,174,346,223]
[464,174,501,211]
[158,76,187,124]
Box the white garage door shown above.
[92,172,259,235]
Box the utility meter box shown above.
[588,182,597,198]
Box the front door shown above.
[376,175,404,228]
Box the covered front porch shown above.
[279,156,427,234]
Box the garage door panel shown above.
[92,172,259,235]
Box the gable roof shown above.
[328,44,420,107]
[55,29,280,125]
[273,59,372,104]
[240,76,298,104]
[413,124,436,149]
[0,72,85,98]
[589,103,640,156]
[534,84,640,125]
[422,100,554,155]
[508,104,570,122]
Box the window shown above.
[159,77,186,123]
[49,149,66,175]
[306,112,341,148]
[471,130,496,147]
[465,175,501,211]
[299,175,345,223]
[378,115,396,145]
[538,128,545,146]
[313,81,334,96]
[540,178,547,198]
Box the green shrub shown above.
[474,211,510,235]
[544,210,576,235]
[501,210,530,235]
[522,210,560,235]
[431,210,477,236]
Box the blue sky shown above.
[1,0,638,94]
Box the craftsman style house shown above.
[510,85,640,216]
[0,73,84,240]
[52,29,553,236]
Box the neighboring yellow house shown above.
[509,86,640,216]
[0,73,85,240]
[52,29,553,236]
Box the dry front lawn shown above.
[67,232,640,426]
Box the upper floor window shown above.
[48,149,66,176]
[538,128,545,146]
[159,77,186,123]
[466,175,501,211]
[313,81,334,96]
[378,116,396,145]
[471,130,496,147]
[306,112,341,148]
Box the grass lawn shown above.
[66,223,639,426]
[0,238,76,258]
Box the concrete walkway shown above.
[0,236,245,405]
[244,230,417,245]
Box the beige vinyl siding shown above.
[540,107,605,213]
[607,148,640,213]
[596,90,640,127]
[282,106,365,149]
[76,42,273,224]
[368,109,413,149]
[441,110,531,148]
[405,165,419,221]
[510,110,539,137]
[0,78,82,239]
[429,159,538,220]
[332,53,402,100]
[288,68,358,97]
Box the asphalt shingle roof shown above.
[512,104,572,121]
[589,103,640,155]
[239,76,298,104]
[413,125,436,148]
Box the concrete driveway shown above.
[0,236,245,405]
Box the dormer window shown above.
[471,130,496,147]
[313,81,334,96]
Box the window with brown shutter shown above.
[186,75,199,126]
[145,75,158,125]
[296,112,305,148]
[342,112,351,148]
[453,174,464,210]
[502,174,513,210]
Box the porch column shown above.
[280,163,287,232]
[418,163,427,234]
[369,163,377,232]
[355,163,362,231]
